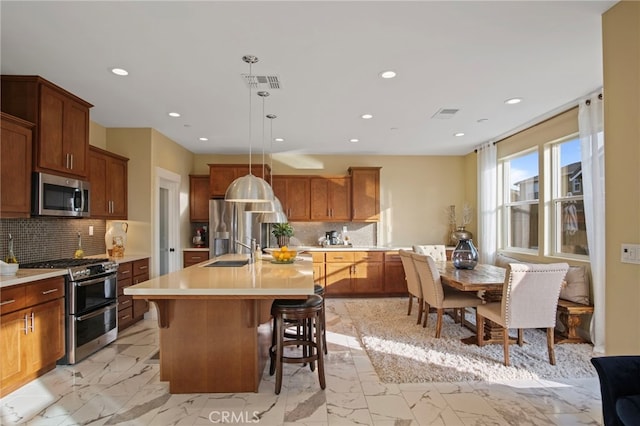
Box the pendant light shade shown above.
[256,197,288,223]
[225,174,274,203]
[225,54,275,203]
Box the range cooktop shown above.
[21,258,118,281]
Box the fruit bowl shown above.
[270,258,296,264]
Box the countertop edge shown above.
[0,269,68,288]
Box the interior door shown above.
[156,168,181,276]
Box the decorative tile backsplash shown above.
[0,218,106,264]
[282,222,377,248]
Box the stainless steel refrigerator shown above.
[209,199,268,258]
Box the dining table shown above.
[436,261,507,345]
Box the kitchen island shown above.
[124,254,314,394]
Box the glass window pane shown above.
[558,138,582,197]
[508,204,539,250]
[509,152,539,202]
[558,199,588,255]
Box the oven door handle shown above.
[76,304,116,322]
[74,274,117,287]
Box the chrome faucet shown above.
[235,238,257,263]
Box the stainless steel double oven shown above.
[23,258,119,364]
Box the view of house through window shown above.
[552,137,588,256]
[503,150,539,251]
[500,136,589,257]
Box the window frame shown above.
[499,148,540,254]
[547,134,589,260]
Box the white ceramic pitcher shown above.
[105,222,128,257]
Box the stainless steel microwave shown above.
[32,172,90,217]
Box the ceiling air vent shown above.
[432,108,460,119]
[242,74,282,90]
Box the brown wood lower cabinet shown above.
[323,251,384,296]
[117,258,150,331]
[0,276,65,397]
[183,250,210,267]
[383,251,408,295]
[313,250,407,297]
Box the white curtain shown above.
[579,92,605,353]
[477,142,498,265]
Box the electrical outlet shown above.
[621,243,640,264]
[89,226,94,236]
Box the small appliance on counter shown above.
[325,230,341,246]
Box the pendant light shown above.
[257,113,288,224]
[225,55,275,203]
[247,91,280,213]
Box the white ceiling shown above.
[0,1,615,156]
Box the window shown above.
[502,150,539,251]
[551,137,588,256]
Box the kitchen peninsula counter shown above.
[124,254,315,394]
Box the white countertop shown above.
[183,247,209,252]
[88,253,150,263]
[124,253,314,298]
[0,253,151,288]
[0,268,68,288]
[292,246,410,252]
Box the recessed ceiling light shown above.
[199,137,208,141]
[111,68,128,76]
[168,112,181,117]
[274,138,284,142]
[349,138,359,143]
[505,98,522,105]
[361,114,373,119]
[380,70,397,79]
[454,132,465,137]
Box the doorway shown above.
[156,167,180,276]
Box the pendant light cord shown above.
[248,60,253,173]
[262,93,266,178]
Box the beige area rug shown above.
[345,298,597,383]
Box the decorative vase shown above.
[277,236,290,248]
[451,238,479,270]
[451,226,473,245]
[105,222,128,257]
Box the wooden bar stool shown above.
[269,295,326,395]
[314,284,328,355]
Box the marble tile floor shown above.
[1,298,603,425]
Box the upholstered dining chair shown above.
[476,262,569,366]
[412,244,447,262]
[411,253,483,338]
[399,249,424,324]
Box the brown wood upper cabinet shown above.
[209,164,271,198]
[0,113,34,218]
[189,174,210,222]
[89,146,128,219]
[349,167,381,222]
[272,175,311,221]
[310,177,351,221]
[1,75,92,179]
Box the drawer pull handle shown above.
[191,256,201,260]
[121,300,131,306]
[121,315,130,320]
[334,256,344,260]
[23,314,29,334]
[139,265,148,270]
[42,288,59,295]
[0,299,16,306]
[121,270,131,275]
